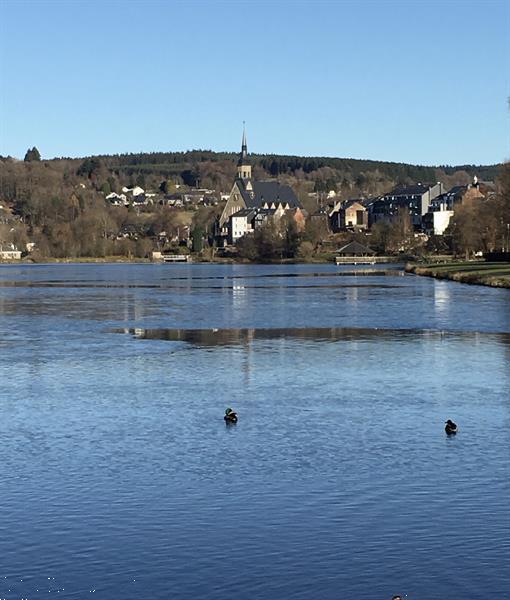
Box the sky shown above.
[0,0,509,166]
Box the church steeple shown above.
[237,123,251,180]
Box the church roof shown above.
[237,179,301,209]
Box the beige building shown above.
[329,200,368,232]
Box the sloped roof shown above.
[390,184,433,197]
[254,208,277,217]
[237,179,301,209]
[231,208,258,219]
[447,186,467,196]
[336,241,376,256]
[343,199,366,210]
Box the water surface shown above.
[0,263,509,599]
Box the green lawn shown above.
[407,262,510,288]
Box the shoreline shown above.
[405,261,510,289]
[1,255,406,266]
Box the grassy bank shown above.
[406,261,510,289]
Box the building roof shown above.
[231,208,258,219]
[446,185,467,196]
[389,184,434,197]
[336,241,376,256]
[237,179,301,208]
[343,199,366,210]
[254,208,277,217]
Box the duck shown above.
[445,419,458,435]
[224,408,238,423]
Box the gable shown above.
[219,181,248,226]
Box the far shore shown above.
[1,254,406,266]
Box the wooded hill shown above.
[46,150,500,187]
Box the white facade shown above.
[231,214,253,242]
[431,208,454,235]
[121,186,145,197]
[0,250,22,260]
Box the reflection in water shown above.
[0,269,404,288]
[111,326,510,348]
[232,284,247,312]
[434,281,451,318]
[346,285,359,305]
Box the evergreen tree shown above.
[77,157,102,179]
[191,226,204,253]
[100,182,111,195]
[24,147,41,162]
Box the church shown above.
[218,129,302,243]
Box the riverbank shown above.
[406,261,510,289]
[0,256,152,265]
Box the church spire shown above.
[241,122,247,155]
[237,122,251,180]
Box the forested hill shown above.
[45,150,500,184]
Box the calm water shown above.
[0,263,509,600]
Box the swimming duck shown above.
[224,408,238,423]
[445,419,457,435]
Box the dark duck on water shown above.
[224,408,238,423]
[445,419,458,435]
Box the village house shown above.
[0,243,22,260]
[424,177,485,236]
[328,199,368,232]
[369,182,444,229]
[227,205,297,244]
[106,192,129,206]
[429,177,485,212]
[218,129,302,243]
[160,188,217,208]
[422,202,455,236]
[229,208,258,243]
[122,186,145,197]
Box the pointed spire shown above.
[238,121,250,168]
[242,121,247,152]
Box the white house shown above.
[0,248,22,260]
[229,209,257,243]
[423,203,454,235]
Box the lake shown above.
[0,263,509,600]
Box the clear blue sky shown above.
[0,0,509,165]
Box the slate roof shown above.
[447,186,467,196]
[238,151,251,166]
[336,241,376,256]
[390,184,433,197]
[231,208,258,219]
[254,208,277,219]
[237,179,301,209]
